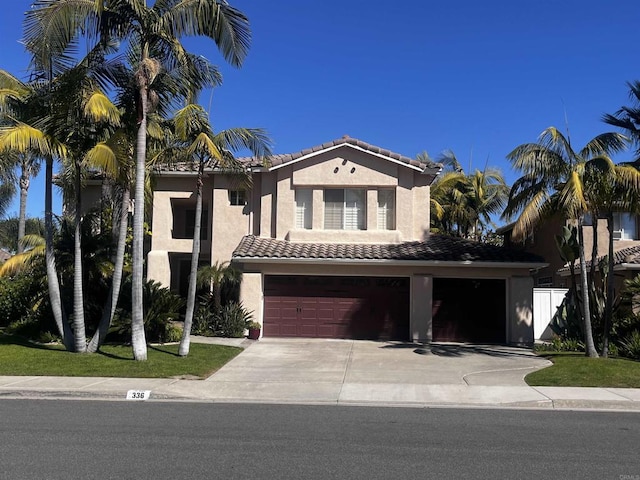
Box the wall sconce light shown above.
[334,167,339,173]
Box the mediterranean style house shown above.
[141,136,544,345]
[499,213,640,291]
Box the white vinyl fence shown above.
[533,288,569,340]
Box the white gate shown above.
[533,288,569,340]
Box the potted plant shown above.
[247,321,261,340]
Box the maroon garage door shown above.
[432,278,506,343]
[263,275,410,340]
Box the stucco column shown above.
[411,274,432,342]
[366,189,377,230]
[312,189,323,230]
[508,276,534,346]
[276,171,294,239]
[240,272,263,330]
[147,250,170,288]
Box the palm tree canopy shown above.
[504,126,630,241]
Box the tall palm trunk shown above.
[131,86,148,361]
[602,214,615,358]
[589,218,598,280]
[577,216,598,357]
[87,187,130,353]
[179,160,205,357]
[72,160,87,352]
[45,156,73,350]
[17,165,29,254]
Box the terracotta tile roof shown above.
[558,244,640,273]
[232,235,545,264]
[157,136,440,173]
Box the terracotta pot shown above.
[248,328,260,340]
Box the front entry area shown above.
[432,278,506,343]
[263,275,410,340]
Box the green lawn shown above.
[0,334,242,379]
[526,352,640,388]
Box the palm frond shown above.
[163,0,251,68]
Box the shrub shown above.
[112,279,185,343]
[0,274,41,328]
[535,336,584,353]
[164,324,183,343]
[619,330,640,360]
[191,295,215,336]
[211,302,253,338]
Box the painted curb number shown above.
[126,390,151,401]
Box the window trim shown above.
[229,190,247,206]
[295,188,313,229]
[323,188,366,230]
[377,188,396,230]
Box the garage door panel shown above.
[263,276,409,340]
[432,278,505,343]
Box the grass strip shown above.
[526,352,640,388]
[0,334,241,379]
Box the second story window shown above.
[229,190,247,206]
[613,212,638,240]
[377,189,395,230]
[324,189,366,230]
[295,188,312,229]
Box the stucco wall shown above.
[239,272,263,331]
[290,146,399,187]
[211,176,251,264]
[508,276,534,345]
[411,275,432,342]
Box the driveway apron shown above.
[202,339,551,405]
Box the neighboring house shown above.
[498,214,640,290]
[0,248,10,264]
[141,136,544,345]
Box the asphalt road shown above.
[1,400,639,479]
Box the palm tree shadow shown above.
[96,348,132,360]
[0,333,64,351]
[149,344,181,357]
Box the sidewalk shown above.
[1,338,639,411]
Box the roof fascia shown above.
[267,143,428,173]
[232,256,547,269]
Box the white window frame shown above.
[229,190,247,206]
[377,189,395,230]
[295,188,312,229]
[613,212,637,240]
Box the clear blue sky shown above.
[2,0,639,222]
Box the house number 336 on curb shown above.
[126,390,151,401]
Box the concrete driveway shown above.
[204,338,552,405]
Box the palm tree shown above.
[166,103,271,356]
[504,127,627,357]
[15,152,41,253]
[601,81,640,356]
[0,56,121,352]
[0,73,73,349]
[603,81,640,160]
[429,151,508,241]
[0,160,15,219]
[583,158,640,357]
[24,0,252,361]
[197,261,243,312]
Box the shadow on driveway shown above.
[380,342,537,359]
